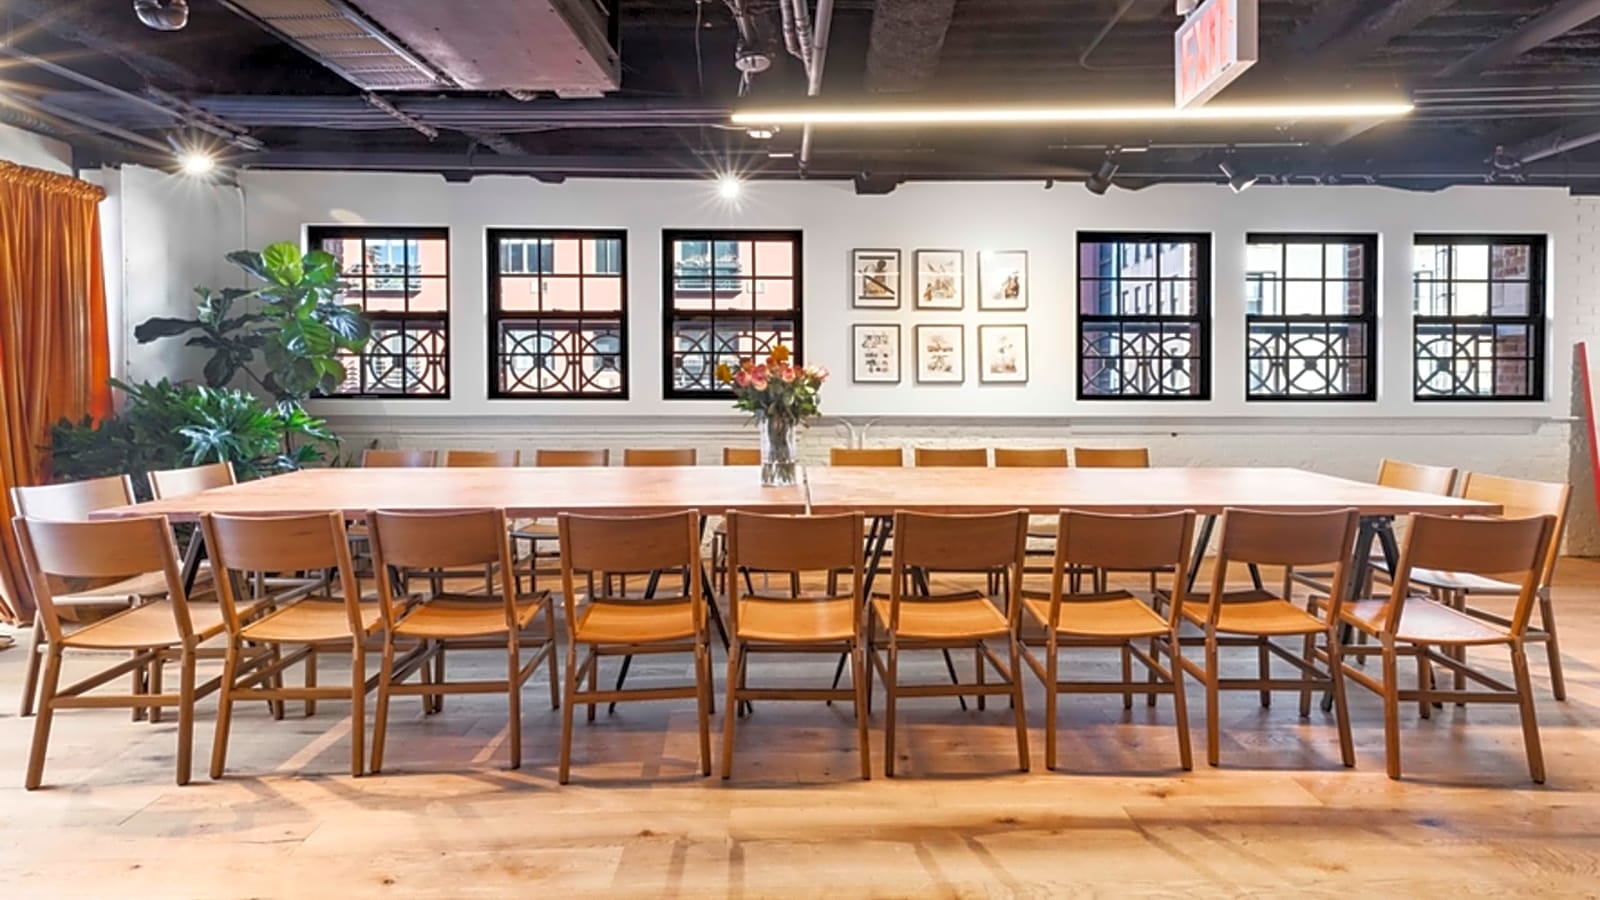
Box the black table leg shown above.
[1185,514,1218,593]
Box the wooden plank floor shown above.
[1,562,1598,897]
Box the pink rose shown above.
[781,365,797,383]
[751,375,768,390]
[734,369,751,387]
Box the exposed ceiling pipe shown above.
[1511,116,1600,163]
[798,0,835,169]
[1078,0,1139,70]
[0,91,172,154]
[1438,0,1600,78]
[363,94,439,140]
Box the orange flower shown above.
[715,362,733,383]
[770,344,792,364]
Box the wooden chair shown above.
[14,515,241,788]
[870,510,1030,776]
[556,510,711,783]
[722,447,761,466]
[993,448,1069,468]
[148,461,237,498]
[443,449,522,467]
[623,448,698,467]
[512,449,612,592]
[1335,513,1557,781]
[1019,510,1196,771]
[1175,507,1360,769]
[200,511,382,778]
[1293,459,1458,597]
[1073,447,1150,468]
[830,447,903,467]
[712,448,762,592]
[722,511,870,779]
[367,508,559,772]
[1399,473,1571,700]
[913,447,988,467]
[536,448,611,467]
[361,448,438,467]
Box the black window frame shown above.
[486,228,630,400]
[1075,231,1212,401]
[307,225,451,399]
[1412,233,1546,402]
[1244,232,1379,403]
[661,229,804,400]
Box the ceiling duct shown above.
[215,0,454,89]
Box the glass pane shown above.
[1491,281,1529,316]
[1454,281,1489,316]
[1247,274,1278,315]
[1121,280,1155,315]
[582,276,623,312]
[1246,242,1281,275]
[583,239,622,275]
[1158,242,1198,279]
[540,275,581,312]
[497,276,540,313]
[363,290,406,314]
[714,240,745,277]
[1080,280,1115,315]
[322,237,363,276]
[715,279,755,311]
[1327,280,1365,315]
[753,240,794,277]
[755,278,795,310]
[1452,244,1489,281]
[1491,242,1533,280]
[1328,242,1365,279]
[407,277,448,313]
[1159,280,1196,316]
[1285,243,1322,279]
[1284,281,1321,316]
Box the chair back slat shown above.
[362,449,437,468]
[830,447,902,467]
[1376,459,1457,495]
[367,508,509,570]
[1216,507,1360,569]
[443,449,521,467]
[1057,510,1196,574]
[558,510,700,575]
[624,448,698,467]
[1388,513,1555,635]
[992,448,1068,467]
[536,448,610,467]
[14,515,188,643]
[201,512,363,635]
[11,475,135,520]
[726,511,864,573]
[893,510,1027,572]
[147,462,236,500]
[1074,447,1150,468]
[722,447,761,466]
[913,447,988,467]
[1460,472,1571,584]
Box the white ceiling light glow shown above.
[731,101,1414,128]
[716,173,743,200]
[178,150,216,176]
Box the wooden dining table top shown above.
[90,465,1500,521]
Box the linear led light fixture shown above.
[731,102,1414,127]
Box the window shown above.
[1245,234,1377,401]
[663,230,803,398]
[1077,232,1210,399]
[1413,235,1545,401]
[488,229,627,398]
[309,226,450,397]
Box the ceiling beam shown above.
[864,0,958,93]
[1304,0,1461,66]
[1438,0,1600,77]
[1508,115,1600,162]
[1,0,198,87]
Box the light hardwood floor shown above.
[1,562,1598,897]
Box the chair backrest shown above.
[886,510,1026,631]
[726,512,865,634]
[1387,513,1556,635]
[362,448,437,468]
[12,475,135,521]
[148,462,236,500]
[1053,510,1197,626]
[722,447,761,466]
[535,448,610,467]
[1074,447,1150,468]
[993,447,1069,468]
[829,447,903,467]
[366,508,518,629]
[623,448,698,467]
[201,511,362,636]
[1459,472,1570,584]
[556,510,703,638]
[913,447,989,467]
[1203,507,1360,626]
[443,449,522,468]
[13,515,188,645]
[1376,459,1457,495]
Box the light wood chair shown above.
[830,447,903,467]
[361,448,438,467]
[870,510,1030,776]
[1336,512,1557,781]
[722,511,870,779]
[994,448,1069,468]
[200,511,383,778]
[536,448,611,466]
[1176,507,1360,769]
[624,448,698,466]
[443,449,522,467]
[722,447,761,466]
[1073,447,1150,468]
[148,461,237,498]
[1399,473,1571,700]
[713,448,762,592]
[512,449,612,592]
[556,510,711,783]
[367,508,558,772]
[13,476,157,718]
[913,447,988,467]
[1020,510,1197,771]
[1293,458,1458,597]
[14,515,242,788]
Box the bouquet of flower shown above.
[715,345,826,486]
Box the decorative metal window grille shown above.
[1245,234,1377,401]
[1412,235,1545,401]
[663,230,803,398]
[488,230,628,398]
[1077,233,1210,399]
[310,226,450,397]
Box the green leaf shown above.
[134,317,201,343]
[227,250,271,282]
[302,249,338,285]
[261,242,303,285]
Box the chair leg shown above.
[266,645,285,721]
[559,643,580,784]
[1537,589,1566,701]
[176,650,197,786]
[210,642,242,780]
[304,648,318,717]
[1008,637,1029,772]
[19,613,43,717]
[1510,643,1546,784]
[975,644,986,712]
[1329,632,1355,769]
[1204,634,1220,767]
[131,653,146,722]
[720,643,742,779]
[1146,636,1159,708]
[1121,643,1134,711]
[506,638,522,771]
[1043,645,1059,771]
[24,648,63,790]
[350,644,367,777]
[148,656,164,724]
[370,641,396,775]
[432,647,446,714]
[1417,649,1433,720]
[695,641,712,777]
[588,652,600,723]
[544,600,562,711]
[1381,639,1402,780]
[1298,633,1316,718]
[852,644,871,780]
[883,643,900,778]
[1257,637,1271,708]
[1168,636,1194,771]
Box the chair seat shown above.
[574,600,697,644]
[1181,590,1324,636]
[1343,597,1511,646]
[870,595,1009,640]
[1402,567,1518,597]
[394,596,546,640]
[1026,517,1058,540]
[1020,591,1168,638]
[738,597,855,643]
[510,520,559,540]
[62,599,237,650]
[242,599,386,643]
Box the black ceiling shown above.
[5,0,1600,192]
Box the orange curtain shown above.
[0,161,112,622]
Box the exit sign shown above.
[1174,0,1258,108]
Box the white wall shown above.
[0,122,72,174]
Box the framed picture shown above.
[978,250,1028,311]
[851,324,901,383]
[914,249,964,310]
[914,324,965,384]
[851,249,901,309]
[978,324,1028,384]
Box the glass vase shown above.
[758,414,799,487]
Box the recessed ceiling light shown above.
[731,101,1414,128]
[717,173,742,199]
[178,151,215,176]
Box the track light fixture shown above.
[134,0,188,30]
[1084,155,1119,195]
